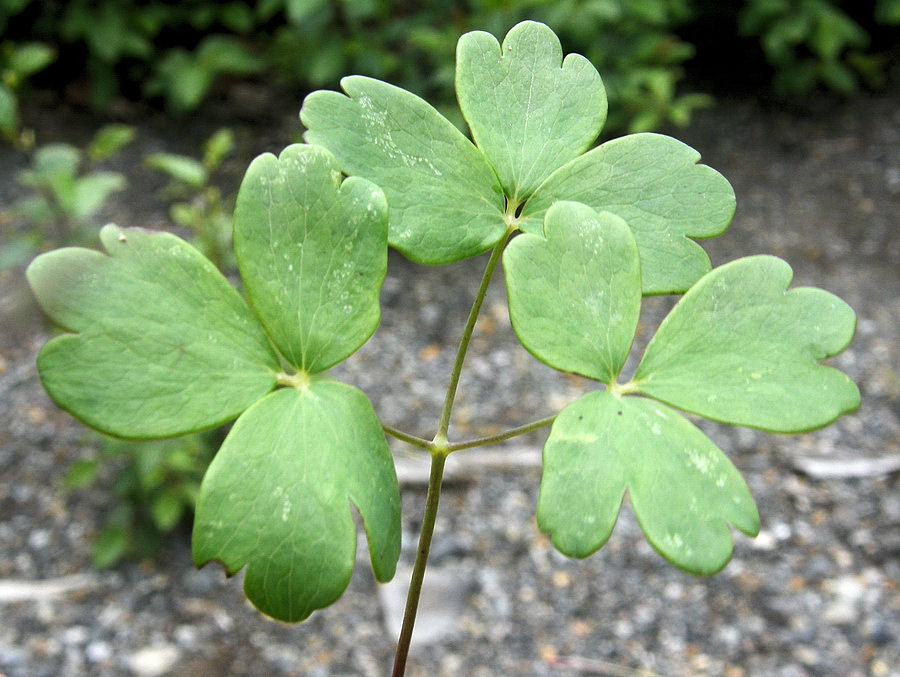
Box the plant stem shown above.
[391,452,446,677]
[435,228,514,439]
[382,424,432,451]
[392,228,514,675]
[446,414,556,452]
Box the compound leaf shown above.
[635,255,859,432]
[456,21,607,201]
[234,144,388,373]
[520,133,736,294]
[301,76,506,264]
[503,202,640,383]
[27,224,279,438]
[538,391,759,575]
[192,381,401,623]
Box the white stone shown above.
[127,644,181,677]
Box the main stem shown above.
[390,452,445,677]
[392,228,514,675]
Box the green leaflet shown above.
[503,202,640,383]
[300,76,506,264]
[521,250,856,571]
[538,391,759,575]
[30,147,403,623]
[27,225,279,439]
[520,133,736,295]
[192,381,401,623]
[456,20,607,201]
[635,255,860,431]
[301,22,734,293]
[234,144,388,372]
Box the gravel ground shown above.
[0,84,898,676]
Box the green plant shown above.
[0,38,54,147]
[62,128,234,567]
[2,124,134,270]
[7,0,707,132]
[740,0,876,93]
[145,128,237,270]
[0,0,55,146]
[27,22,859,674]
[267,0,707,133]
[8,0,897,130]
[55,0,262,110]
[65,431,219,568]
[144,36,262,113]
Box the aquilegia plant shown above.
[27,22,859,674]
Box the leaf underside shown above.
[520,133,736,294]
[26,224,279,439]
[301,76,506,264]
[456,20,607,201]
[538,391,759,575]
[503,201,641,383]
[192,381,401,623]
[234,144,388,373]
[636,255,860,432]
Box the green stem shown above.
[446,414,556,452]
[391,452,446,677]
[435,228,514,439]
[382,424,432,451]
[391,228,516,675]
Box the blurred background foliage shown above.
[65,430,221,567]
[1,0,898,139]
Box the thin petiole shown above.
[382,424,433,451]
[446,414,556,452]
[435,227,515,439]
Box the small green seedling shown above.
[146,127,237,270]
[27,22,858,675]
[0,39,55,147]
[3,124,133,270]
[65,430,219,569]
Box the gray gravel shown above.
[0,85,898,676]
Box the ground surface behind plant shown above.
[0,86,897,676]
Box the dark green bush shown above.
[2,1,896,134]
[738,0,897,94]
